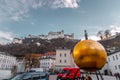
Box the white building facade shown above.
[107,51,120,74]
[12,38,23,44]
[40,56,55,71]
[55,49,75,70]
[0,52,16,70]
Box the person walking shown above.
[81,74,85,80]
[11,66,17,76]
[117,73,120,80]
[114,73,117,80]
[84,75,92,80]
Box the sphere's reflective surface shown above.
[73,39,107,72]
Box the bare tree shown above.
[104,29,111,39]
[97,30,104,40]
[24,54,40,72]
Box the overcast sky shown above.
[0,0,120,44]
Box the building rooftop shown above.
[44,52,56,56]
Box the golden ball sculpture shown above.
[73,39,107,72]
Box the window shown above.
[64,60,66,63]
[118,65,120,69]
[116,55,118,60]
[40,74,47,79]
[108,58,110,62]
[60,60,62,63]
[115,65,117,70]
[64,53,66,57]
[32,74,40,80]
[11,74,25,80]
[113,56,115,61]
[60,53,62,57]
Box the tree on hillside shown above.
[24,54,40,72]
[97,30,104,40]
[51,38,66,48]
[104,29,111,39]
[0,38,78,56]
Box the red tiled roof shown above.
[44,52,56,56]
[35,54,43,57]
[30,53,43,57]
[25,52,56,58]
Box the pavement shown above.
[49,75,116,80]
[90,75,116,80]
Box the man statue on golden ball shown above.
[73,39,107,72]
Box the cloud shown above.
[94,24,120,41]
[81,35,100,41]
[118,16,120,18]
[90,25,120,40]
[109,24,120,36]
[51,0,80,8]
[0,31,14,44]
[88,35,100,41]
[80,24,120,41]
[0,0,80,22]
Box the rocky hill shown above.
[0,38,79,57]
[99,34,120,55]
[1,33,120,57]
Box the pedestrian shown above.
[114,72,120,80]
[114,73,117,80]
[84,75,92,80]
[11,65,17,76]
[81,74,85,80]
[117,73,120,80]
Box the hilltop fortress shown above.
[13,30,74,44]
